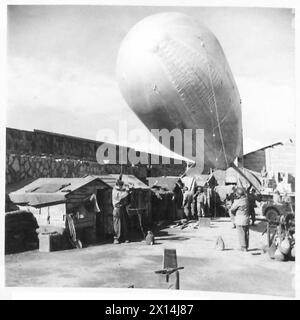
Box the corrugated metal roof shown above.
[181,176,195,190]
[243,142,283,156]
[110,174,149,189]
[9,177,109,206]
[147,176,180,191]
[91,174,149,189]
[194,175,210,187]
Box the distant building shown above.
[240,141,295,192]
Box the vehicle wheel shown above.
[265,207,280,223]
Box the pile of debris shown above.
[5,210,39,254]
[170,219,199,230]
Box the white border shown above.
[0,0,299,300]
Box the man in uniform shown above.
[194,186,207,218]
[226,186,236,228]
[273,189,281,204]
[230,187,250,251]
[112,179,131,244]
[261,166,268,188]
[247,188,257,226]
[182,186,193,220]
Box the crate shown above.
[198,217,211,227]
[38,232,62,252]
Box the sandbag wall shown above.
[5,210,39,254]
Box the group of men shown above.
[182,186,208,220]
[111,176,258,252]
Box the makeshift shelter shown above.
[147,176,184,221]
[194,175,210,188]
[9,177,113,249]
[147,176,181,191]
[181,176,196,191]
[5,210,39,254]
[92,174,152,232]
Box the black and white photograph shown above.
[1,0,298,301]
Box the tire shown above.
[265,207,280,223]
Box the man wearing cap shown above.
[194,186,207,218]
[112,180,131,244]
[226,187,236,228]
[230,187,250,251]
[182,186,193,220]
[247,187,257,226]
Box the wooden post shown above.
[175,271,180,290]
[156,249,182,290]
[163,248,177,269]
[137,210,145,238]
[267,222,270,247]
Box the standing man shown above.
[206,186,212,217]
[247,188,257,226]
[195,186,207,219]
[172,181,184,220]
[273,189,281,204]
[182,186,193,220]
[226,187,236,228]
[112,179,131,244]
[261,166,268,188]
[230,187,250,252]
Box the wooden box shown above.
[198,217,211,227]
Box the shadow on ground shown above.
[250,221,268,233]
[156,236,190,242]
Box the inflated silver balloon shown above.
[116,12,242,171]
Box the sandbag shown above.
[215,236,225,251]
[291,246,295,259]
[145,231,155,245]
[279,238,291,256]
[274,248,286,262]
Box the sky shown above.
[7,5,295,154]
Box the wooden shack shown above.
[147,176,184,221]
[9,177,113,247]
[93,174,152,230]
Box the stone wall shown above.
[6,153,186,187]
[6,128,102,161]
[6,128,186,188]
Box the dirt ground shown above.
[5,218,295,297]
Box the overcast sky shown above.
[7,5,295,153]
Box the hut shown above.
[8,176,113,250]
[92,174,152,235]
[147,176,185,221]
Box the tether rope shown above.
[201,41,229,168]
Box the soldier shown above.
[261,166,268,188]
[194,186,207,218]
[226,187,236,228]
[182,186,193,220]
[273,189,281,204]
[112,180,131,244]
[230,187,250,252]
[247,188,257,226]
